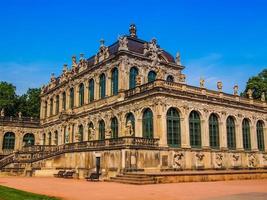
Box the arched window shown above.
[79,83,84,106]
[111,117,119,138]
[69,88,74,109]
[257,121,265,151]
[142,108,153,138]
[54,131,58,145]
[242,118,251,150]
[167,108,181,147]
[129,67,138,89]
[23,133,35,146]
[99,120,105,140]
[148,71,157,83]
[44,101,48,117]
[62,92,66,110]
[48,132,52,145]
[99,74,106,99]
[166,75,174,82]
[50,98,53,116]
[88,122,94,140]
[111,68,119,95]
[3,132,15,149]
[43,133,46,145]
[226,116,236,150]
[126,113,135,136]
[209,114,219,149]
[78,125,83,142]
[55,95,59,115]
[189,111,201,148]
[89,79,94,102]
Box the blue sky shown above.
[0,0,266,95]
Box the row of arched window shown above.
[2,133,35,150]
[44,67,175,117]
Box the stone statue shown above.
[261,92,265,102]
[129,24,137,38]
[126,121,134,136]
[200,78,205,88]
[247,89,253,99]
[217,81,223,92]
[179,74,186,82]
[215,153,223,168]
[79,53,84,61]
[173,152,184,169]
[233,85,239,95]
[118,36,128,51]
[136,75,142,86]
[50,73,56,82]
[18,112,22,119]
[63,64,68,73]
[1,108,4,117]
[89,127,95,140]
[175,52,181,65]
[72,56,77,68]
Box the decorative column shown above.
[47,100,51,117]
[201,116,209,149]
[84,121,88,141]
[236,117,244,150]
[0,129,4,154]
[59,93,63,113]
[181,109,190,149]
[107,72,112,97]
[66,89,70,110]
[95,79,99,101]
[135,111,142,137]
[75,85,79,107]
[154,102,166,146]
[119,113,126,137]
[251,122,258,151]
[219,114,227,149]
[264,126,267,152]
[118,61,126,92]
[40,100,44,119]
[84,81,89,105]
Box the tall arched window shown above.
[111,67,119,95]
[148,71,157,83]
[126,113,135,136]
[111,117,119,138]
[89,79,94,102]
[55,95,59,115]
[209,114,219,149]
[166,75,174,82]
[99,120,105,140]
[79,83,84,106]
[189,111,201,148]
[257,121,265,151]
[43,133,46,145]
[88,122,94,140]
[3,132,15,149]
[69,88,74,109]
[50,98,53,116]
[242,118,251,150]
[23,133,35,146]
[62,92,66,110]
[129,67,138,89]
[99,74,106,99]
[48,132,52,145]
[54,131,58,145]
[226,116,236,150]
[78,125,83,142]
[167,108,181,147]
[142,108,153,138]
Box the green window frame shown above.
[50,98,53,116]
[129,67,138,89]
[48,132,52,145]
[79,83,84,106]
[99,120,105,140]
[226,116,236,150]
[3,132,15,150]
[23,133,35,146]
[167,107,181,147]
[148,71,157,83]
[55,95,59,115]
[126,113,135,136]
[257,121,265,151]
[69,88,74,109]
[62,92,66,110]
[242,118,251,150]
[189,111,201,148]
[111,117,119,138]
[209,114,220,149]
[99,74,106,99]
[167,75,174,82]
[89,79,94,102]
[142,108,153,139]
[78,125,83,142]
[111,67,119,95]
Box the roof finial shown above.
[100,39,105,47]
[129,24,137,38]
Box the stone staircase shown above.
[107,173,157,185]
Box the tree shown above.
[0,82,17,116]
[241,69,267,100]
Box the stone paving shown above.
[0,177,266,200]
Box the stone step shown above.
[106,178,156,185]
[118,174,152,179]
[111,176,154,182]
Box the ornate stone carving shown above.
[179,74,186,82]
[144,38,163,66]
[232,153,241,168]
[126,120,134,136]
[215,153,223,168]
[233,85,239,95]
[217,81,223,92]
[72,56,78,68]
[261,92,265,102]
[136,75,142,86]
[200,78,205,88]
[118,36,128,51]
[88,127,96,140]
[94,39,109,64]
[247,89,253,99]
[1,108,5,117]
[173,152,184,170]
[248,153,257,168]
[50,73,56,83]
[195,152,205,169]
[175,52,181,65]
[129,24,137,38]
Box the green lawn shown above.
[0,185,60,200]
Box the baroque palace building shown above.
[0,25,267,178]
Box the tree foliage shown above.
[241,69,267,100]
[0,81,41,118]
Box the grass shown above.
[0,185,60,200]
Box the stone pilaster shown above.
[201,118,209,148]
[181,112,190,149]
[264,127,267,152]
[236,119,244,150]
[219,120,227,149]
[251,123,258,151]
[84,81,89,105]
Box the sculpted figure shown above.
[233,85,239,95]
[176,52,181,65]
[1,108,4,117]
[18,112,22,119]
[72,56,77,68]
[261,92,265,102]
[89,127,95,140]
[217,81,223,91]
[129,24,137,38]
[136,75,142,86]
[200,78,205,88]
[126,121,134,136]
[118,36,128,50]
[247,89,253,99]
